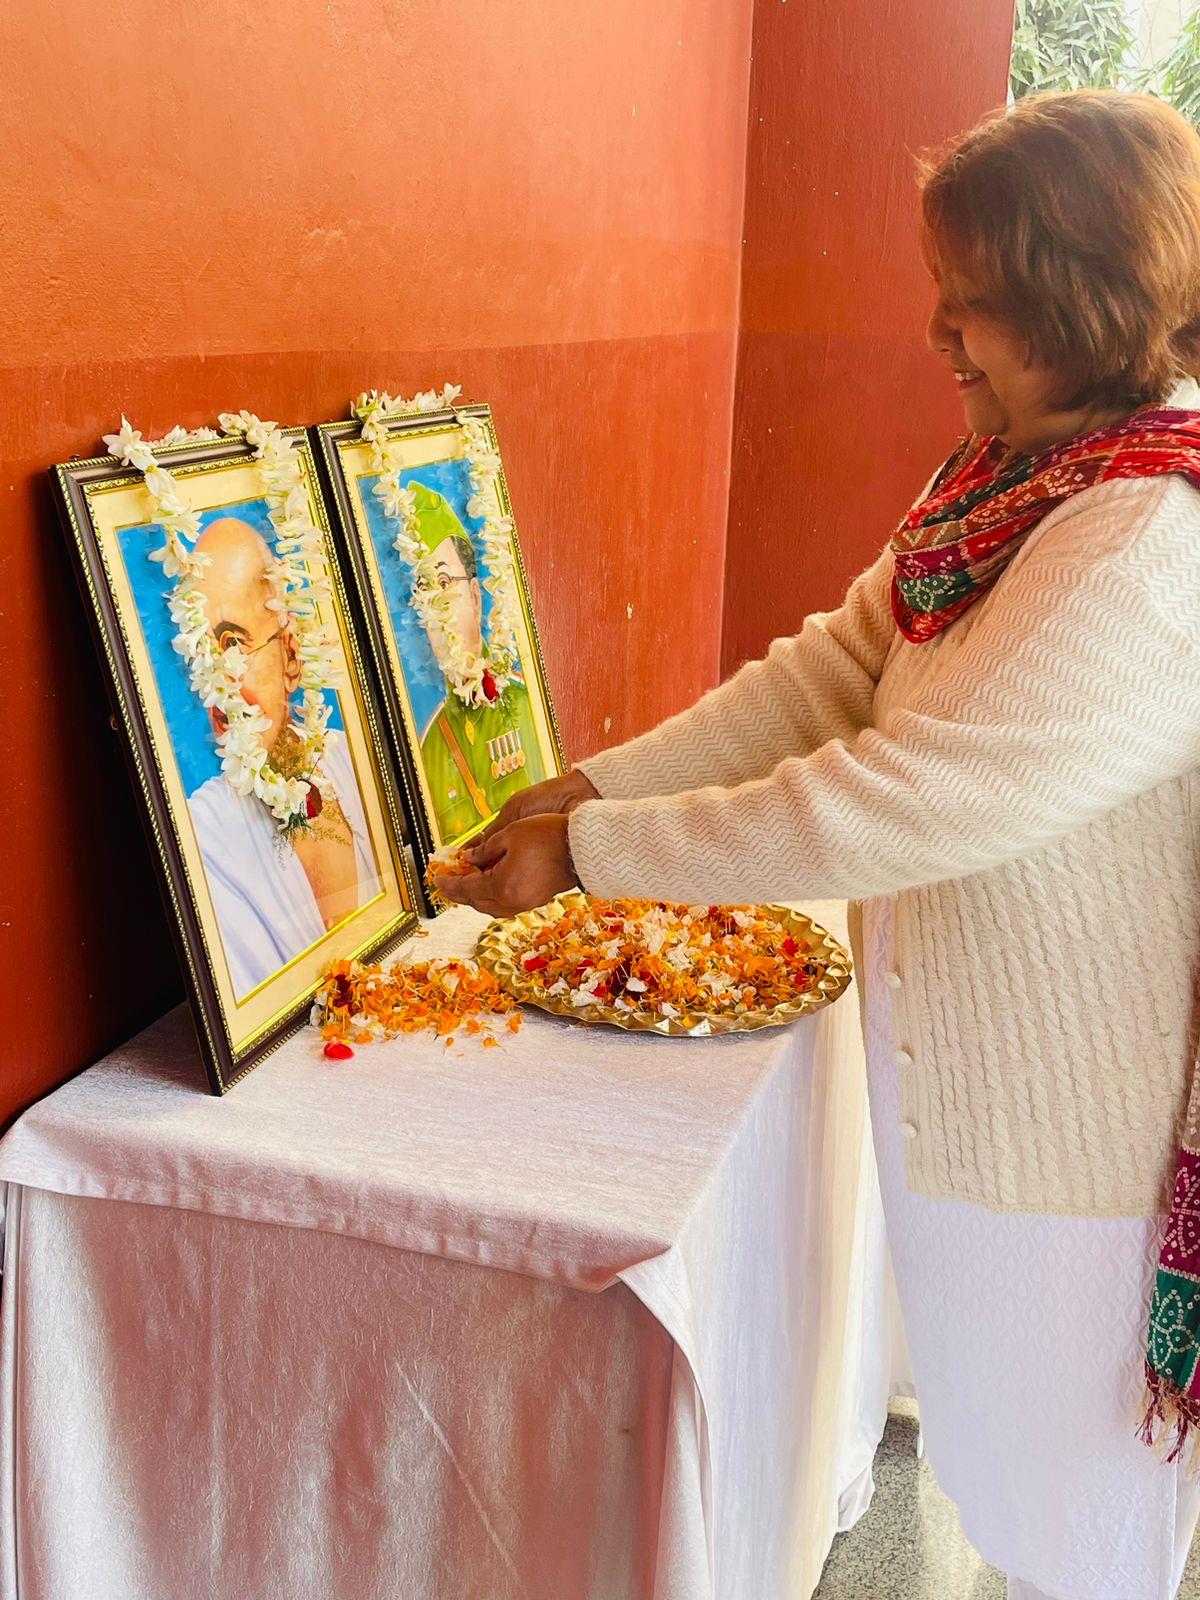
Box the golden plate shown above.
[475,893,853,1036]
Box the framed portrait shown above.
[314,403,564,900]
[52,427,421,1093]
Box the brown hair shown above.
[919,90,1200,410]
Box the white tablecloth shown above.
[0,904,891,1600]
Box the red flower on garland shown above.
[481,670,499,703]
[306,785,324,821]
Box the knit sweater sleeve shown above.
[575,541,897,800]
[568,476,1200,905]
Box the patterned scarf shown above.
[891,401,1200,1465]
[890,404,1200,643]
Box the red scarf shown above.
[890,406,1200,643]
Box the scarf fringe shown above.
[1139,1364,1200,1476]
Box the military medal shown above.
[485,728,526,779]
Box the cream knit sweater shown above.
[571,395,1200,1217]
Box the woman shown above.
[443,91,1200,1600]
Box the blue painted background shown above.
[359,457,509,739]
[118,497,345,797]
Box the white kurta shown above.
[863,896,1200,1600]
[189,732,381,999]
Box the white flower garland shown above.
[352,385,523,709]
[102,413,342,833]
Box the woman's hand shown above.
[473,768,599,849]
[436,813,580,918]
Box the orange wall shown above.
[722,0,1015,671]
[2,1,1018,1119]
[0,0,752,1119]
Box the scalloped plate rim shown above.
[475,893,853,1037]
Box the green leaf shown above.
[1009,0,1138,99]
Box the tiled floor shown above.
[814,1400,1200,1600]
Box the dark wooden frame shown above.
[51,429,421,1093]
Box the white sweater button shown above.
[884,970,902,989]
[900,1121,918,1141]
[896,1048,913,1067]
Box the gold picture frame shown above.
[313,404,564,908]
[52,429,421,1093]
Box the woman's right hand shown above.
[467,768,600,857]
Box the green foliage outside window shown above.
[1153,8,1200,122]
[1010,0,1200,120]
[1010,0,1136,96]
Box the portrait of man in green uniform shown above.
[407,482,547,843]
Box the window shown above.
[1010,0,1200,122]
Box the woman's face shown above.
[923,244,1133,453]
[925,285,1064,453]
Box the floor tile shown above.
[814,1400,1200,1600]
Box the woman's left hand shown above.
[436,813,580,918]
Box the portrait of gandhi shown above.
[185,515,381,998]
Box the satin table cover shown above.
[0,903,887,1600]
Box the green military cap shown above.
[408,481,471,556]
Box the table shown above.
[0,903,891,1600]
